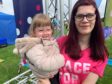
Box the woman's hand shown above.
[38,78,51,84]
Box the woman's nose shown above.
[82,17,88,22]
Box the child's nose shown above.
[43,31,48,35]
[43,31,49,37]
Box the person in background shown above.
[39,0,108,84]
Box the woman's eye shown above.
[76,14,83,19]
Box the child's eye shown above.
[46,28,52,31]
[38,30,43,32]
[46,29,50,31]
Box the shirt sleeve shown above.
[90,56,108,78]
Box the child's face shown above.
[34,26,53,40]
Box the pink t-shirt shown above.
[57,36,108,84]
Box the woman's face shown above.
[34,26,53,40]
[75,5,96,35]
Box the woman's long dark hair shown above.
[64,0,108,61]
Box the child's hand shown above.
[38,78,51,84]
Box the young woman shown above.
[40,0,108,84]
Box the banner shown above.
[0,12,16,44]
[13,0,43,37]
[0,0,2,4]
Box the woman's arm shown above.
[82,72,99,84]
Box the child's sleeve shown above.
[15,37,41,58]
[26,40,64,72]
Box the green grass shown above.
[97,36,112,84]
[97,65,112,84]
[0,45,28,83]
[105,36,112,57]
[0,36,112,83]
